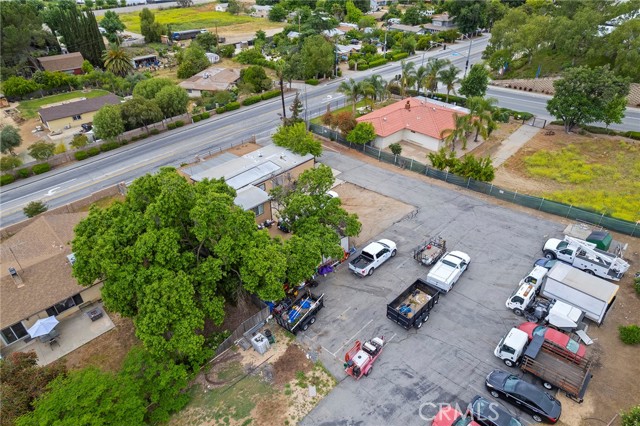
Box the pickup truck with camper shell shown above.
[425,251,470,292]
[348,239,397,277]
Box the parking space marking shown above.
[337,306,351,319]
[328,318,374,357]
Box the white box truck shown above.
[542,262,619,325]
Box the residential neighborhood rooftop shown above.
[178,67,241,92]
[38,94,121,122]
[0,213,88,329]
[37,52,85,72]
[356,97,467,139]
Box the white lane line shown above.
[331,318,373,357]
[337,307,351,319]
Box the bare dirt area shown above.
[61,312,139,373]
[173,327,336,426]
[331,181,416,246]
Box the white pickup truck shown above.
[425,251,471,292]
[348,239,397,277]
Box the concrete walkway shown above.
[491,124,541,167]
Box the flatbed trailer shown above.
[521,335,592,402]
[386,278,440,329]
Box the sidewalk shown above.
[491,124,540,167]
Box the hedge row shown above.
[192,112,211,123]
[2,162,53,183]
[242,95,262,106]
[0,174,14,186]
[305,79,319,86]
[262,90,280,100]
[392,52,409,61]
[32,163,51,174]
[167,120,186,130]
[368,58,388,68]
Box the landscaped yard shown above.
[494,127,640,222]
[18,90,111,119]
[111,4,269,33]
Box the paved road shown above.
[297,150,562,425]
[2,35,639,225]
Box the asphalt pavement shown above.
[298,150,564,426]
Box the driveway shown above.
[299,151,566,425]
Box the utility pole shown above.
[383,30,387,55]
[463,38,473,78]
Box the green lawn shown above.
[109,4,255,33]
[18,90,111,119]
[522,139,640,222]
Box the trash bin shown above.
[264,329,275,344]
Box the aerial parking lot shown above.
[297,150,639,426]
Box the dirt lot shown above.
[171,327,336,426]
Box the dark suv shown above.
[485,370,562,423]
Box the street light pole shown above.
[463,38,473,78]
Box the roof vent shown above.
[405,100,411,111]
[383,117,387,121]
[8,267,24,288]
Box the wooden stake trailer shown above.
[521,335,593,402]
[386,278,440,329]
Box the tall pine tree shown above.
[45,4,105,66]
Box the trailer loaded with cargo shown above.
[386,278,440,329]
[273,290,324,334]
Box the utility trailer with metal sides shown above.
[413,236,446,266]
[386,278,440,329]
[521,335,592,402]
[273,291,324,334]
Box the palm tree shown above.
[399,60,416,98]
[359,79,375,110]
[365,74,389,102]
[440,113,471,151]
[414,65,429,94]
[424,58,449,95]
[338,78,364,113]
[466,96,498,142]
[438,65,460,103]
[102,44,133,77]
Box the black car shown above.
[467,396,522,426]
[81,123,93,132]
[485,370,562,424]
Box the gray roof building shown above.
[38,94,121,123]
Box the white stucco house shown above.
[356,97,468,152]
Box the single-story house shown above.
[178,67,241,98]
[250,5,272,18]
[37,52,85,75]
[0,213,110,363]
[38,94,121,132]
[356,97,468,152]
[215,2,228,11]
[180,144,315,223]
[322,28,345,38]
[388,23,427,35]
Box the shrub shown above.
[16,168,31,178]
[261,90,280,100]
[580,125,617,135]
[54,142,67,154]
[200,111,210,119]
[242,95,262,106]
[305,79,319,86]
[225,102,240,111]
[389,143,402,156]
[392,52,409,61]
[368,58,388,68]
[71,134,89,149]
[32,163,51,175]
[0,156,23,171]
[167,122,177,130]
[74,150,89,161]
[634,276,640,296]
[622,406,640,426]
[216,106,226,114]
[619,325,640,345]
[513,111,533,121]
[348,60,356,70]
[100,141,121,152]
[0,174,15,186]
[624,131,640,141]
[23,200,48,218]
[192,115,202,123]
[87,147,100,157]
[357,61,369,71]
[175,120,185,127]
[149,129,160,135]
[137,133,149,139]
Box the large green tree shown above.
[176,44,210,79]
[72,170,284,364]
[100,10,126,42]
[16,367,145,426]
[93,104,125,140]
[132,78,174,99]
[446,0,487,35]
[604,19,640,82]
[239,65,272,93]
[300,35,335,79]
[337,78,365,113]
[272,122,322,157]
[154,85,190,118]
[139,8,164,43]
[0,352,66,426]
[1,125,22,155]
[347,122,376,146]
[546,65,630,133]
[120,98,163,132]
[27,141,55,160]
[459,64,490,98]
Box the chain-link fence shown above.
[309,123,639,237]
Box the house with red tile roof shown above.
[356,97,468,152]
